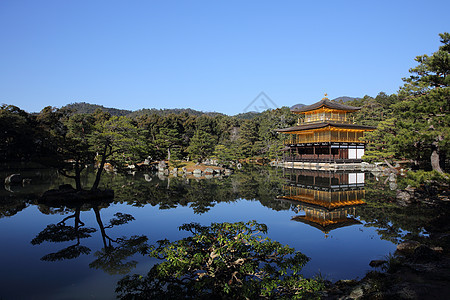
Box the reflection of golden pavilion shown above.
[279,169,366,234]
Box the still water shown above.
[1,164,401,299]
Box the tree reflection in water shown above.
[31,204,95,261]
[31,200,148,275]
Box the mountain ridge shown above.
[62,97,361,119]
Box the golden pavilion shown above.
[277,95,375,163]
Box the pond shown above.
[1,164,428,299]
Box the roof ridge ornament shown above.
[322,93,329,100]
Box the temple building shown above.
[276,95,375,166]
[278,169,366,234]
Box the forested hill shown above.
[63,102,225,118]
[233,111,261,120]
[129,108,224,118]
[64,102,132,116]
[63,97,360,119]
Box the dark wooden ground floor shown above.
[282,142,365,163]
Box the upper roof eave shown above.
[290,99,361,113]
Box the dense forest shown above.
[1,32,448,183]
[0,101,296,164]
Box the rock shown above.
[59,184,75,190]
[405,185,416,193]
[372,167,382,173]
[204,168,214,174]
[144,174,152,182]
[369,259,387,267]
[412,245,440,263]
[348,285,364,299]
[389,182,398,191]
[389,173,397,182]
[397,240,420,252]
[430,246,444,253]
[335,279,359,287]
[182,167,187,173]
[396,190,413,206]
[5,174,22,185]
[171,168,178,174]
[158,161,167,168]
[193,169,202,174]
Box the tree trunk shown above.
[384,159,399,174]
[92,143,108,190]
[167,147,171,161]
[74,161,82,190]
[431,144,444,173]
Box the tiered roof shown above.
[290,98,361,113]
[276,97,375,133]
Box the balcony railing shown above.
[298,112,355,125]
[283,156,362,164]
[297,118,353,125]
[284,136,364,144]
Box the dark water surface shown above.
[1,164,415,299]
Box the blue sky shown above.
[0,0,448,115]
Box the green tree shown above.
[36,107,95,190]
[0,104,36,161]
[186,130,215,162]
[155,127,182,161]
[392,88,449,172]
[116,221,323,299]
[395,33,449,172]
[256,107,296,159]
[62,113,96,190]
[362,118,398,163]
[91,116,151,190]
[213,144,235,164]
[238,119,260,158]
[361,33,450,171]
[402,32,450,94]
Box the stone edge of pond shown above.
[39,184,114,205]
